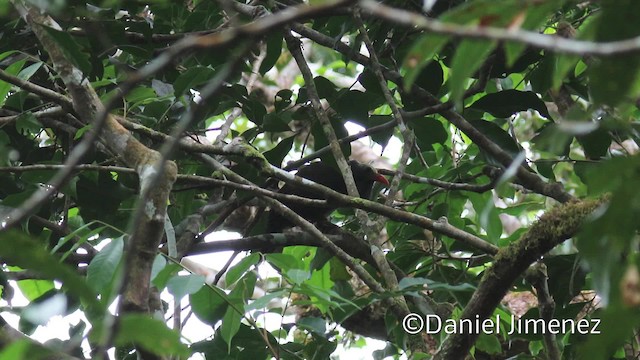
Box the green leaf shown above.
[449,39,497,104]
[266,253,303,271]
[17,62,43,81]
[190,286,228,325]
[174,66,217,96]
[409,117,448,150]
[15,278,54,302]
[23,293,67,325]
[0,51,17,63]
[576,157,640,303]
[243,99,267,126]
[152,262,181,289]
[260,33,283,75]
[298,76,337,104]
[576,127,612,160]
[552,54,581,90]
[167,274,206,300]
[0,231,98,308]
[545,255,586,307]
[475,333,502,354]
[0,58,25,107]
[150,255,167,284]
[229,272,257,301]
[405,0,537,89]
[225,253,260,286]
[274,89,293,112]
[86,237,124,294]
[413,60,444,96]
[74,124,92,140]
[52,223,107,259]
[530,123,572,157]
[297,317,326,335]
[0,341,31,360]
[286,269,310,285]
[469,90,552,120]
[245,290,288,311]
[403,35,449,90]
[534,161,554,180]
[468,193,502,243]
[41,26,91,75]
[15,113,41,135]
[333,90,382,124]
[221,304,242,351]
[360,115,395,148]
[264,136,294,166]
[426,280,476,292]
[357,69,384,95]
[125,86,157,105]
[577,309,636,360]
[529,55,557,94]
[262,112,291,132]
[114,314,190,358]
[398,277,429,291]
[469,120,521,158]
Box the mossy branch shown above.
[435,197,606,360]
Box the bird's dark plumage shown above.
[267,160,389,232]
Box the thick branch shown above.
[10,4,177,359]
[435,198,604,360]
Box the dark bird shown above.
[267,160,390,232]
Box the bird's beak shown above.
[373,173,390,186]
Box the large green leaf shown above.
[259,33,283,75]
[449,39,497,104]
[167,274,206,301]
[264,136,295,166]
[0,57,25,107]
[409,117,448,150]
[220,305,242,351]
[190,286,229,326]
[174,66,217,96]
[0,231,98,308]
[41,26,91,75]
[225,253,260,285]
[114,315,190,359]
[469,90,552,120]
[403,34,450,90]
[469,120,521,159]
[86,236,124,294]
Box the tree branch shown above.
[288,16,574,203]
[435,198,604,360]
[360,0,640,56]
[0,68,74,111]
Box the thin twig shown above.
[378,169,495,193]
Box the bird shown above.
[267,160,390,232]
